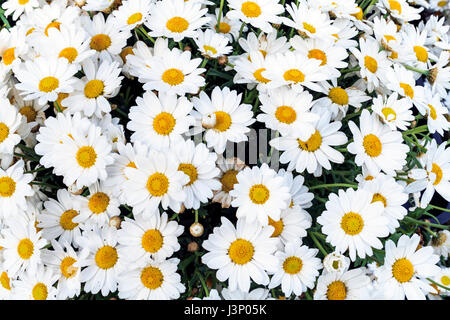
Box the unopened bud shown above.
[184,46,192,52]
[190,222,204,237]
[109,216,122,229]
[217,55,228,66]
[187,241,199,252]
[201,113,216,129]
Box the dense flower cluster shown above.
[0,0,448,300]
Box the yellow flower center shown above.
[141,229,164,253]
[302,22,316,34]
[88,192,110,214]
[253,68,270,83]
[297,130,322,152]
[178,163,198,186]
[19,106,37,122]
[0,177,15,198]
[228,239,254,265]
[146,173,169,197]
[413,46,428,63]
[2,47,16,66]
[58,47,78,63]
[327,281,347,300]
[59,209,79,230]
[249,184,270,204]
[441,275,450,286]
[268,217,284,237]
[153,112,176,135]
[32,283,48,300]
[399,83,414,99]
[437,0,447,6]
[166,17,189,33]
[220,169,238,192]
[55,92,69,111]
[17,238,34,260]
[351,7,363,20]
[364,56,378,73]
[308,49,327,66]
[328,87,349,106]
[127,12,143,25]
[382,107,397,121]
[0,272,11,291]
[218,22,231,34]
[371,192,387,207]
[203,45,217,55]
[430,163,443,186]
[0,123,9,143]
[120,47,134,63]
[384,35,396,42]
[39,76,59,93]
[19,0,30,5]
[95,245,118,269]
[390,51,398,59]
[241,1,261,18]
[161,68,184,86]
[389,0,402,13]
[84,79,104,99]
[283,256,303,275]
[44,21,61,36]
[60,256,77,279]
[283,68,305,83]
[26,27,35,36]
[213,111,232,132]
[341,212,364,235]
[90,34,112,52]
[392,258,414,283]
[428,104,437,120]
[140,266,164,290]
[76,146,97,168]
[275,105,297,124]
[363,134,382,157]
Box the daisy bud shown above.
[184,46,192,52]
[190,222,204,237]
[217,55,228,66]
[109,216,122,229]
[201,113,216,129]
[187,241,199,252]
[206,277,213,289]
[111,104,118,111]
[73,0,86,7]
[427,67,438,85]
[68,184,84,195]
[179,204,186,214]
[323,252,350,274]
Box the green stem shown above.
[402,125,428,136]
[194,210,199,223]
[200,57,208,68]
[216,0,225,32]
[427,278,450,292]
[238,22,245,40]
[195,270,209,297]
[403,216,449,230]
[138,26,155,44]
[341,66,361,74]
[403,64,429,75]
[309,232,328,256]
[364,0,378,15]
[428,204,450,212]
[309,183,357,190]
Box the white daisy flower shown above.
[377,0,423,23]
[220,287,272,300]
[406,139,450,208]
[206,8,243,41]
[0,100,23,155]
[401,24,435,70]
[76,225,122,296]
[270,111,348,176]
[349,37,393,93]
[428,267,450,297]
[0,160,34,218]
[330,18,358,49]
[269,241,322,297]
[314,268,370,300]
[112,0,152,31]
[257,87,319,139]
[194,29,232,59]
[359,173,409,234]
[282,1,338,41]
[313,79,371,121]
[190,86,255,154]
[1,0,41,21]
[202,216,279,292]
[267,207,312,247]
[128,91,194,151]
[0,218,47,276]
[317,188,390,261]
[37,188,85,246]
[385,64,426,109]
[229,163,291,225]
[428,51,450,99]
[372,93,414,131]
[142,47,206,96]
[0,267,14,299]
[117,212,184,264]
[212,156,247,208]
[82,0,114,12]
[279,170,314,209]
[172,139,220,210]
[12,265,58,300]
[238,31,290,58]
[62,58,123,118]
[347,109,409,175]
[81,13,131,61]
[376,234,440,300]
[146,0,210,42]
[123,149,188,218]
[41,239,88,299]
[372,16,402,48]
[226,0,284,33]
[118,257,185,300]
[428,230,450,258]
[322,251,350,274]
[14,56,79,106]
[422,89,450,136]
[0,27,29,71]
